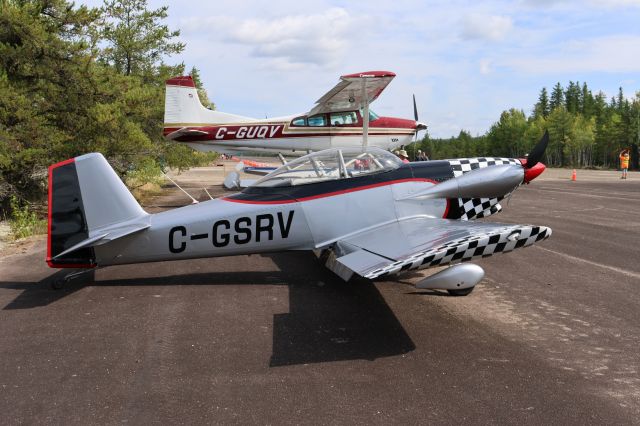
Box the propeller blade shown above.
[413,94,419,122]
[526,130,549,169]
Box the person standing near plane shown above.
[416,150,429,161]
[398,150,410,164]
[620,149,630,179]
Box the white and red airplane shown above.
[163,71,426,154]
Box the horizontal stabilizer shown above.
[165,127,209,140]
[53,222,150,260]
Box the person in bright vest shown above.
[619,149,630,179]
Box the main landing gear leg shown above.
[51,269,94,290]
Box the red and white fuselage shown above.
[163,72,424,154]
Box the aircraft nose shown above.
[523,162,546,183]
[415,121,428,130]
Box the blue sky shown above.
[87,0,640,137]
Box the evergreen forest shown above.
[1,0,639,220]
[419,83,640,168]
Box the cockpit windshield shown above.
[360,108,380,122]
[252,147,403,188]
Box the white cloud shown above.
[461,14,513,41]
[182,8,360,69]
[505,35,640,73]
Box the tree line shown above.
[0,0,214,215]
[3,0,639,220]
[418,83,640,168]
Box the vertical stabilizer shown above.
[164,76,254,128]
[47,153,147,268]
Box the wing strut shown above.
[361,79,369,148]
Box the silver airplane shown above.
[47,133,551,295]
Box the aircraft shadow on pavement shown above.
[1,269,286,310]
[1,269,95,310]
[1,252,415,366]
[267,252,416,367]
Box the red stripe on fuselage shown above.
[223,178,451,218]
[163,127,414,142]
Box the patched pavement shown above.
[1,166,638,424]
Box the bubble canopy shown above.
[252,147,404,188]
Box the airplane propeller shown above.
[413,94,428,133]
[521,130,549,183]
[523,130,549,169]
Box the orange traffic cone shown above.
[571,169,577,181]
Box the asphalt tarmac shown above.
[1,165,638,424]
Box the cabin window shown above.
[330,111,358,126]
[291,117,306,126]
[307,114,327,127]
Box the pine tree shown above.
[565,81,580,114]
[581,82,594,118]
[534,87,550,118]
[550,82,564,110]
[0,0,209,209]
[617,87,625,111]
[100,0,185,76]
[547,107,573,166]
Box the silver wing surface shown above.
[333,217,551,279]
[308,71,395,115]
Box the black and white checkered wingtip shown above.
[364,225,552,279]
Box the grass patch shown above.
[9,196,47,240]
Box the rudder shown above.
[47,153,147,268]
[163,76,254,135]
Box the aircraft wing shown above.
[331,217,551,280]
[308,71,396,115]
